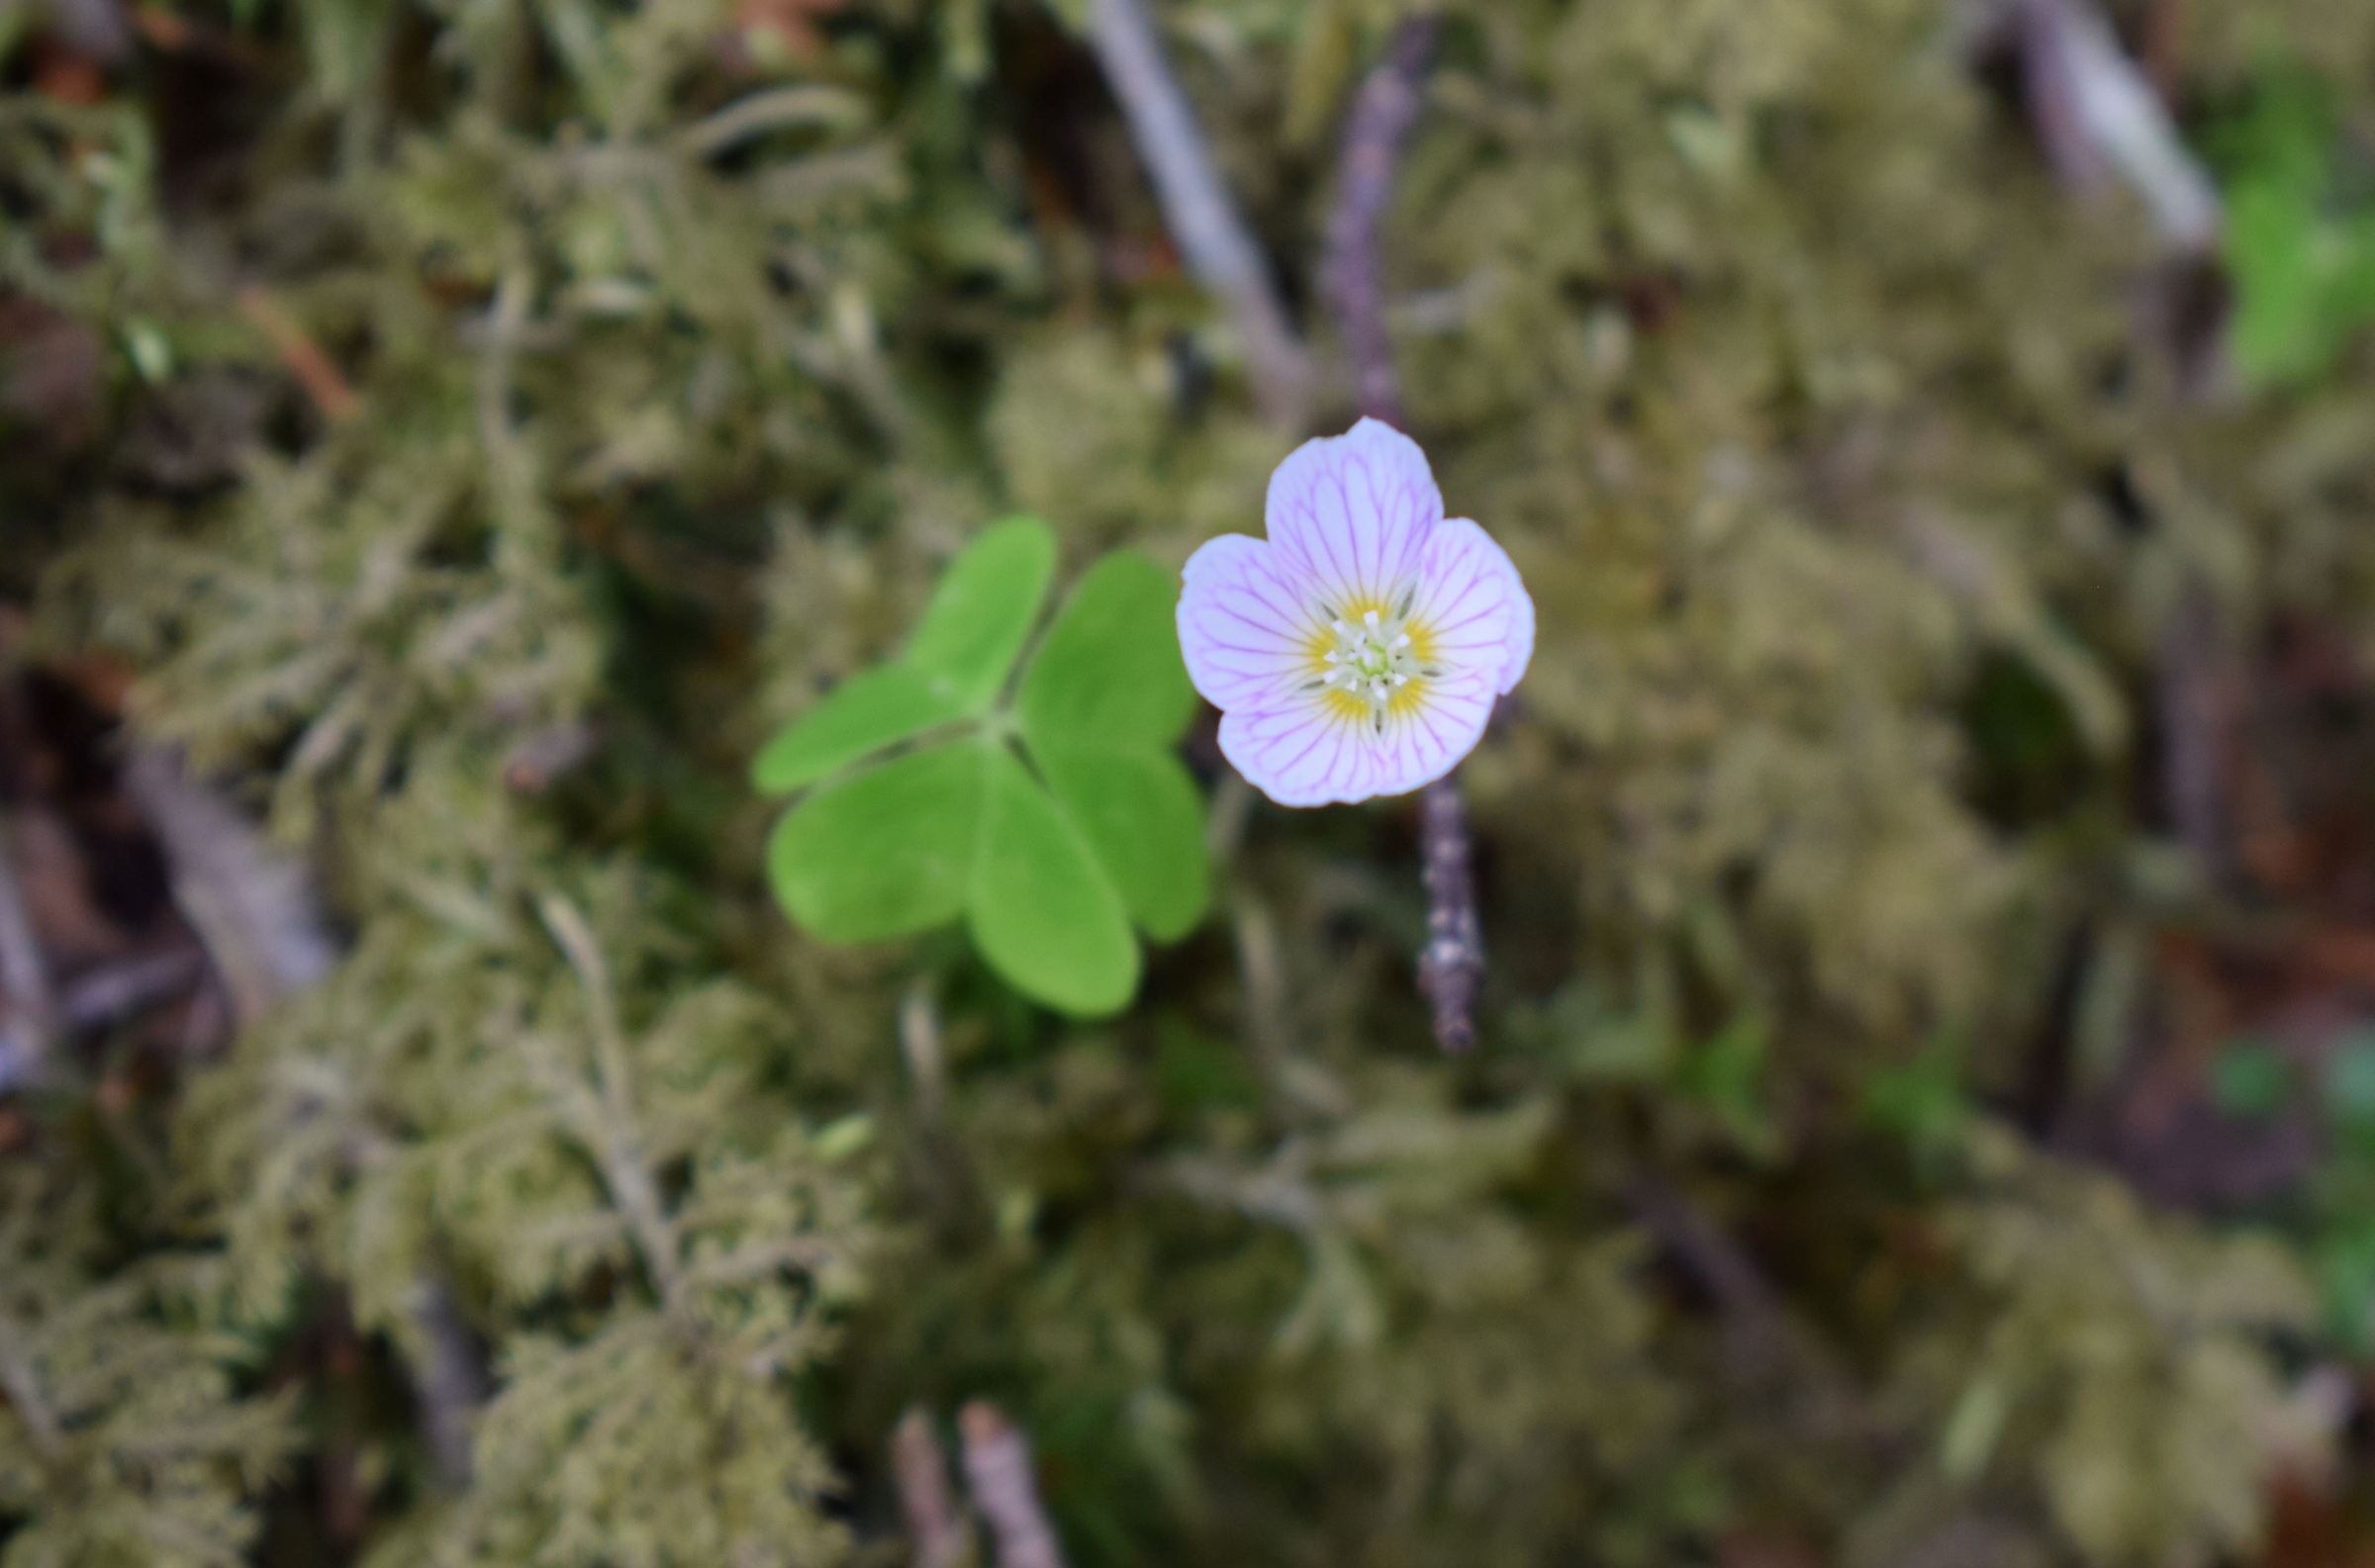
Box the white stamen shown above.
[1315,586,1430,725]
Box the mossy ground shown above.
[5,1,2375,1564]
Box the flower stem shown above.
[1321,18,1484,1053]
[1415,776,1482,1052]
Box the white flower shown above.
[1176,418,1533,805]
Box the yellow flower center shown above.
[1305,590,1441,732]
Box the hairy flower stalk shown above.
[1177,418,1533,807]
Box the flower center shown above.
[1312,593,1441,731]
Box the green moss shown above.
[5,0,2374,1562]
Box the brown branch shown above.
[1086,0,1314,428]
[236,287,360,423]
[894,1408,972,1568]
[1318,18,1483,1052]
[959,1402,1065,1568]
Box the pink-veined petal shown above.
[1264,417,1442,610]
[1219,698,1376,807]
[1178,533,1326,712]
[1436,517,1533,693]
[1372,662,1500,795]
[1407,517,1525,692]
[1180,421,1533,809]
[1217,662,1498,806]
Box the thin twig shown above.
[959,1402,1065,1568]
[1087,0,1313,428]
[0,812,55,1089]
[0,1322,61,1461]
[1203,768,1254,865]
[898,976,988,1239]
[2157,581,2231,886]
[1320,15,1438,423]
[538,893,687,1313]
[675,85,868,160]
[121,746,337,1028]
[500,719,602,795]
[236,287,360,423]
[1624,1173,1788,1379]
[404,1275,485,1493]
[2010,0,2219,251]
[894,1408,972,1568]
[2001,3,2235,873]
[54,946,204,1034]
[1229,892,1291,1084]
[475,267,540,536]
[1318,19,1484,1053]
[1623,1174,1886,1450]
[899,979,949,1126]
